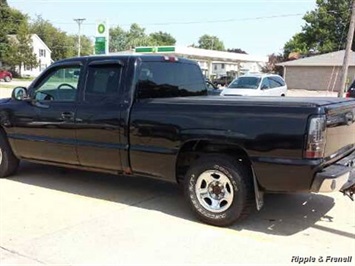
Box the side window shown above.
[261,77,270,89]
[268,76,285,88]
[32,66,81,102]
[349,80,355,89]
[274,76,285,86]
[136,62,206,99]
[84,64,122,103]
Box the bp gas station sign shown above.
[97,23,106,35]
[95,21,108,54]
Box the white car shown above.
[220,74,287,96]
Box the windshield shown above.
[228,77,261,89]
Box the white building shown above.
[111,46,268,78]
[9,34,52,77]
[212,61,265,77]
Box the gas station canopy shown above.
[133,46,267,63]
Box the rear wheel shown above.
[0,133,19,178]
[184,154,254,226]
[4,76,11,82]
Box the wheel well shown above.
[176,140,252,184]
[0,126,7,137]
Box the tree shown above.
[284,0,354,57]
[3,21,38,75]
[197,34,225,51]
[109,23,152,51]
[31,16,64,60]
[149,31,176,46]
[67,34,93,57]
[0,0,8,6]
[30,16,93,60]
[0,4,27,62]
[109,23,176,52]
[262,53,285,75]
[30,15,72,60]
[227,48,247,54]
[109,25,128,52]
[126,23,151,47]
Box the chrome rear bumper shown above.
[311,150,355,193]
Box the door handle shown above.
[61,112,74,120]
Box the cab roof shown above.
[54,54,197,65]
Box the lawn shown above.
[0,84,15,89]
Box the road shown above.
[0,162,354,265]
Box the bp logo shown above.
[97,23,106,34]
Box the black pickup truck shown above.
[1,55,354,226]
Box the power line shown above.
[2,10,353,27]
[120,13,305,26]
[1,13,305,26]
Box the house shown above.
[8,34,52,77]
[276,50,355,91]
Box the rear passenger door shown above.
[268,76,286,96]
[260,77,271,96]
[75,59,124,171]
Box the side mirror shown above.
[261,85,268,90]
[11,87,28,101]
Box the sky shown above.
[8,0,317,57]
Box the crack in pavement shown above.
[0,245,46,264]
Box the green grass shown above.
[13,77,35,81]
[0,84,15,89]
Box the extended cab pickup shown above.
[1,55,354,226]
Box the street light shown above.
[73,18,86,57]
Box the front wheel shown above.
[4,76,11,82]
[0,133,19,178]
[184,154,254,227]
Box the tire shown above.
[0,132,20,178]
[184,154,254,227]
[4,76,11,82]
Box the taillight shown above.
[304,116,326,158]
[346,92,350,98]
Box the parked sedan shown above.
[0,70,12,82]
[221,74,287,96]
[346,80,355,98]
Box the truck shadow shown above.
[10,162,341,237]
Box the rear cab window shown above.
[136,59,207,99]
[84,64,122,103]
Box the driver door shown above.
[13,63,82,165]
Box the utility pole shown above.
[73,18,86,57]
[338,0,355,97]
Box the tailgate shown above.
[325,101,355,158]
